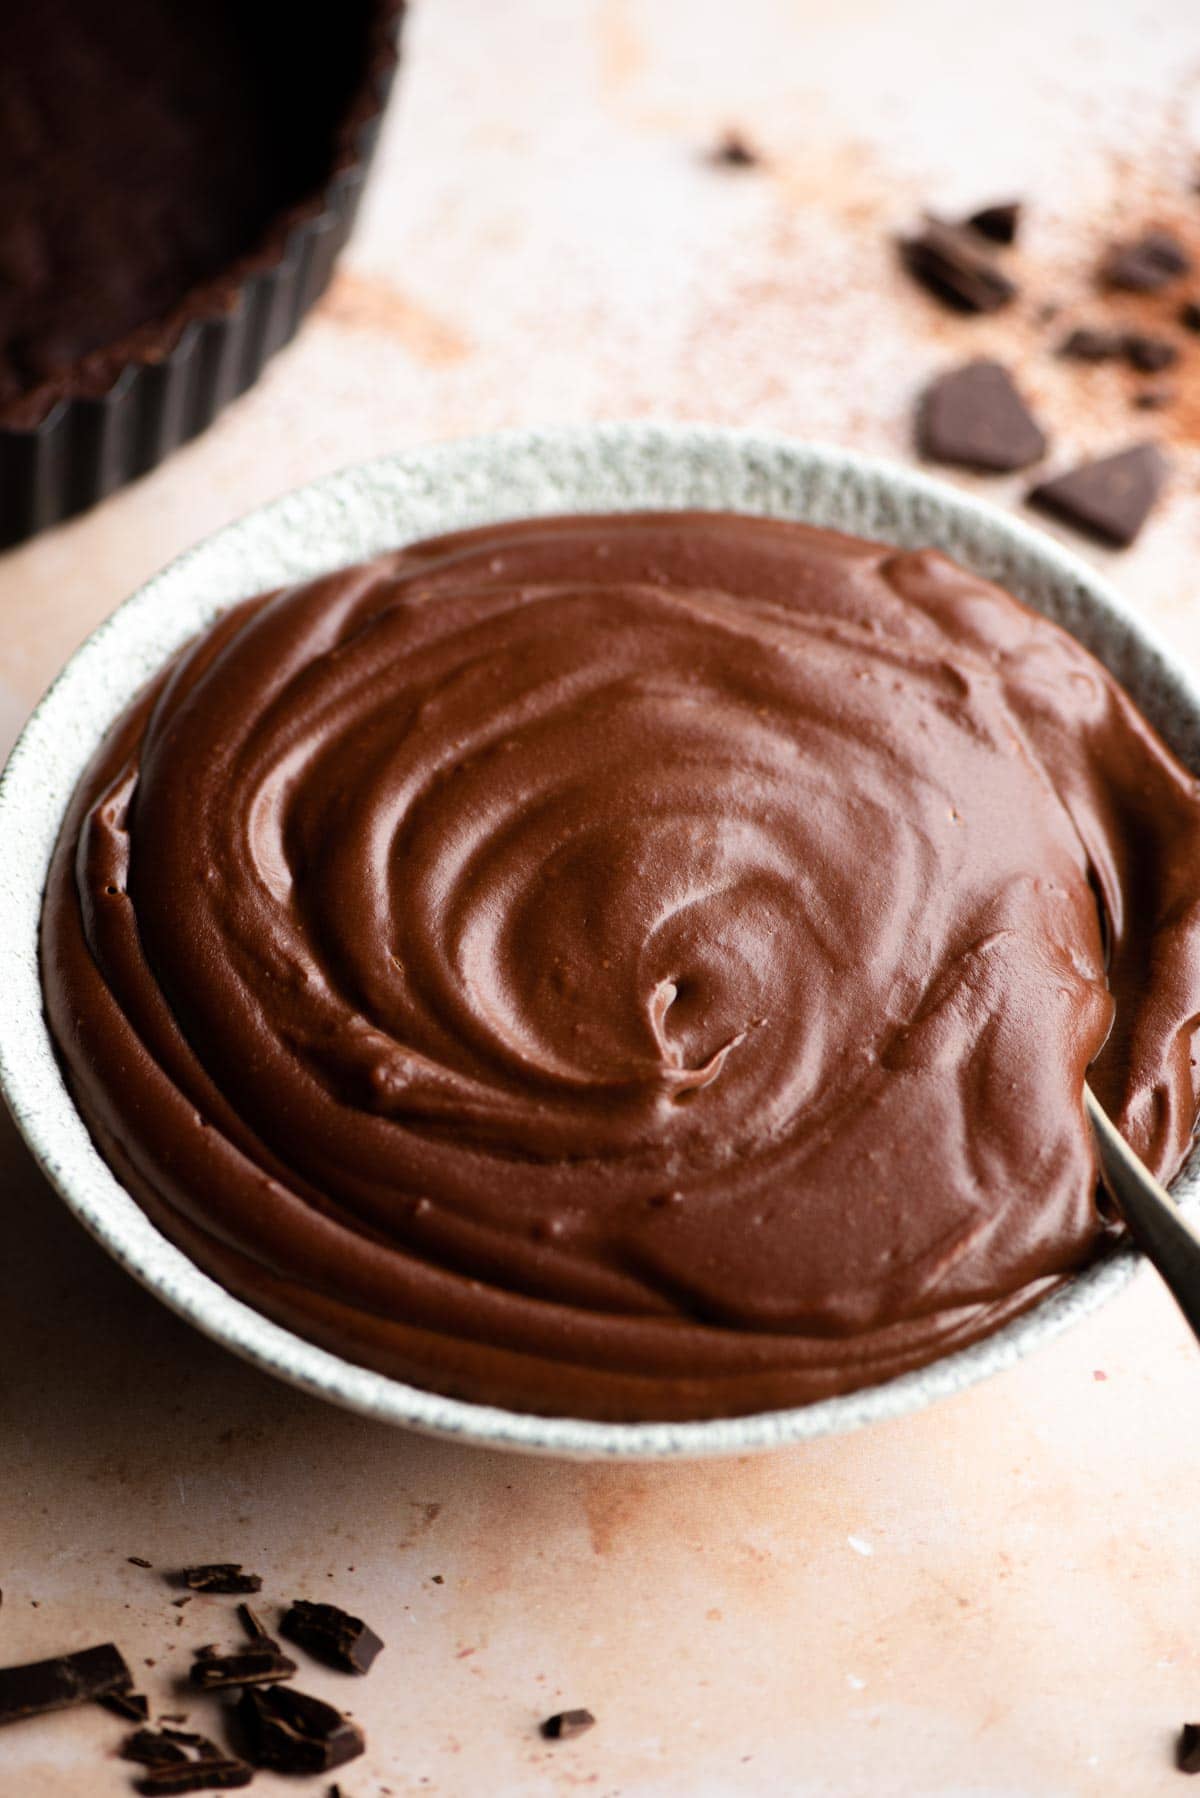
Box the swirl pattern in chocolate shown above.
[42,512,1200,1420]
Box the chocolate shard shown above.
[964,199,1021,245]
[0,1642,132,1726]
[917,359,1047,472]
[127,1557,153,1569]
[1057,327,1124,362]
[237,1683,365,1775]
[1123,333,1179,373]
[899,220,1017,313]
[135,1762,253,1795]
[100,1688,150,1722]
[189,1644,297,1690]
[540,1708,597,1741]
[280,1600,384,1675]
[181,1564,262,1595]
[1102,230,1191,291]
[1027,443,1167,547]
[1180,1722,1200,1773]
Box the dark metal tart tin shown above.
[0,2,403,551]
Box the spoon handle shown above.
[1084,1084,1200,1346]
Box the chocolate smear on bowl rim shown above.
[280,1600,384,1675]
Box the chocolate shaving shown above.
[280,1600,384,1675]
[0,1642,132,1726]
[1123,333,1179,373]
[1057,327,1124,363]
[101,1688,151,1722]
[181,1564,262,1595]
[1179,1722,1200,1774]
[917,359,1046,471]
[1027,443,1167,547]
[899,220,1016,313]
[189,1645,297,1690]
[540,1708,596,1740]
[237,1683,365,1774]
[964,200,1021,245]
[127,1557,153,1569]
[1102,230,1191,292]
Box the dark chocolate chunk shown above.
[181,1564,262,1595]
[899,220,1017,313]
[122,1730,189,1767]
[1123,333,1179,373]
[128,1557,153,1569]
[1180,300,1200,333]
[135,1762,253,1795]
[237,1683,365,1775]
[280,1600,384,1675]
[1027,443,1167,546]
[709,130,760,169]
[0,1642,132,1726]
[189,1645,297,1690]
[1102,230,1191,291]
[964,200,1021,245]
[1180,1722,1200,1773]
[917,359,1047,471]
[540,1708,597,1741]
[100,1688,151,1722]
[1057,327,1124,362]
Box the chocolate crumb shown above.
[238,1683,365,1774]
[964,200,1021,245]
[101,1689,151,1722]
[1027,442,1167,547]
[0,1643,133,1726]
[1179,1722,1200,1773]
[1102,230,1191,292]
[1057,327,1124,363]
[181,1564,262,1595]
[899,220,1017,313]
[172,1597,193,1609]
[541,1708,596,1740]
[709,129,760,169]
[917,359,1046,471]
[281,1600,384,1675]
[431,1575,444,1585]
[128,1557,153,1569]
[1123,334,1179,373]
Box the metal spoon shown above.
[1084,1084,1200,1344]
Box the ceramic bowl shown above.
[1,422,1196,1458]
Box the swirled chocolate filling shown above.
[41,512,1200,1420]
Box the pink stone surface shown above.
[3,2,1200,1792]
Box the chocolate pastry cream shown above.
[41,513,1200,1421]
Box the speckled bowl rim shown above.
[1,422,1197,1460]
